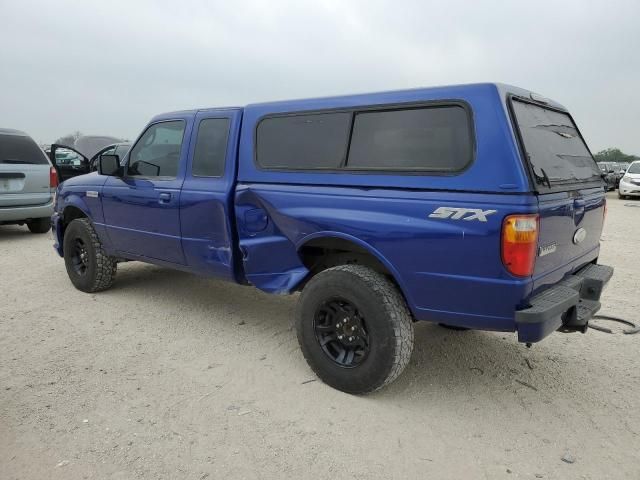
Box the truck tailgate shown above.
[533,187,605,291]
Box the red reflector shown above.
[50,166,58,188]
[501,214,539,277]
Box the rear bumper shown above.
[0,200,54,223]
[515,263,613,343]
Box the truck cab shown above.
[52,83,612,394]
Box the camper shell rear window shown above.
[510,97,601,189]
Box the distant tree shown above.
[593,148,639,164]
[54,130,83,147]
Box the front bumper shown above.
[619,187,640,196]
[515,263,613,343]
[51,211,64,257]
[619,181,640,196]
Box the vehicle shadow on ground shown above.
[104,262,608,404]
[0,224,39,239]
[107,261,297,329]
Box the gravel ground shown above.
[1,191,639,479]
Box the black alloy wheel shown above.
[313,298,370,368]
[70,237,90,276]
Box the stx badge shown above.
[428,207,497,222]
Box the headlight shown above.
[621,176,631,184]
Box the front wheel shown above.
[296,265,414,394]
[63,218,117,292]
[27,217,51,233]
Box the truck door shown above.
[101,117,192,264]
[179,109,242,281]
[49,144,91,182]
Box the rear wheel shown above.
[63,218,117,292]
[27,217,51,234]
[296,265,414,394]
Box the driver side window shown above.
[128,120,185,178]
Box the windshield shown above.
[627,163,640,174]
[512,99,600,186]
[55,147,85,165]
[0,134,49,164]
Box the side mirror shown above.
[99,154,121,176]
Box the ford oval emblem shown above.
[573,227,587,245]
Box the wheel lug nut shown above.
[349,336,354,341]
[351,326,356,331]
[338,335,343,340]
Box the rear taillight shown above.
[50,166,58,188]
[501,214,539,277]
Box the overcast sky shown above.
[1,0,638,154]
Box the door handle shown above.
[158,192,172,203]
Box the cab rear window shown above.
[0,134,49,165]
[192,118,230,177]
[511,99,600,185]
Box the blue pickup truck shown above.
[52,83,612,393]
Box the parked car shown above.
[52,83,612,393]
[73,135,123,159]
[618,161,640,199]
[91,143,131,170]
[55,148,84,166]
[0,128,57,233]
[597,162,616,190]
[49,142,131,182]
[611,162,626,188]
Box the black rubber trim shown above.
[574,264,614,301]
[516,285,579,325]
[0,172,26,179]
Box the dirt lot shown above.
[1,191,639,480]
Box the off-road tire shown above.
[27,217,51,234]
[63,218,117,293]
[296,265,414,394]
